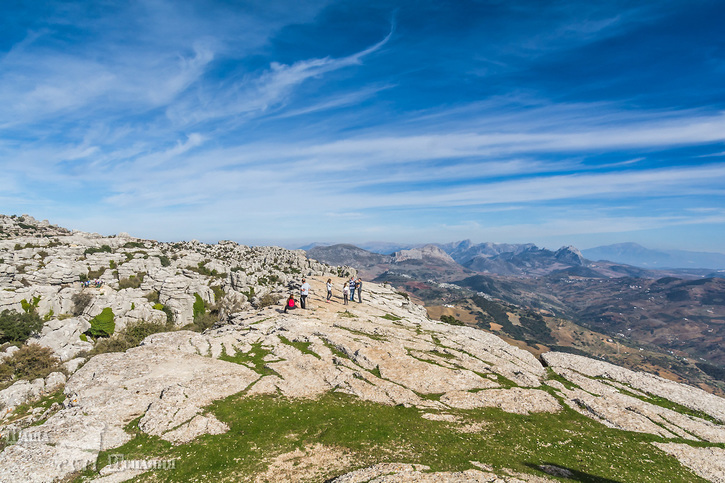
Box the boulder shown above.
[32,318,93,361]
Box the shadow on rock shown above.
[525,462,623,483]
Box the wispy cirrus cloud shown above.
[2,0,725,251]
[166,29,393,126]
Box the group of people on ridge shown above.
[341,276,363,305]
[284,276,363,313]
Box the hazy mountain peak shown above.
[393,244,456,263]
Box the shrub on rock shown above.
[0,310,44,344]
[193,293,206,320]
[90,320,168,355]
[87,308,115,338]
[0,344,61,388]
[71,292,93,316]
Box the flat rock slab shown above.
[652,443,725,483]
[0,336,259,483]
[441,388,561,414]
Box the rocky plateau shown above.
[0,214,724,482]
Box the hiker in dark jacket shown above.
[349,277,357,302]
[356,278,363,302]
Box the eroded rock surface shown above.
[651,443,725,483]
[1,215,724,482]
[0,278,552,482]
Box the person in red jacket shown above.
[284,294,297,313]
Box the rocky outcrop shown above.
[542,352,725,423]
[0,372,66,414]
[32,317,92,361]
[1,215,724,482]
[0,278,555,481]
[393,245,457,264]
[652,443,725,483]
[330,462,554,482]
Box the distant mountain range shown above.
[305,243,472,282]
[581,242,725,270]
[303,240,725,271]
[306,241,661,282]
[305,240,725,382]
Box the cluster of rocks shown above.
[0,214,353,418]
[0,215,724,482]
[0,269,721,481]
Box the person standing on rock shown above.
[300,278,310,309]
[349,277,356,303]
[356,278,363,302]
[326,278,332,303]
[343,282,349,305]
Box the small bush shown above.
[118,272,145,290]
[440,314,464,326]
[20,296,41,314]
[84,245,112,256]
[72,292,93,316]
[89,320,169,355]
[257,294,279,308]
[161,305,175,325]
[193,293,206,320]
[87,308,115,338]
[118,277,141,289]
[186,262,221,278]
[158,255,171,267]
[0,310,44,344]
[144,291,160,304]
[123,241,146,249]
[0,344,61,388]
[87,267,106,279]
[185,313,217,333]
[211,286,225,303]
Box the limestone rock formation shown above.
[1,215,724,482]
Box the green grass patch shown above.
[219,342,283,377]
[380,313,402,321]
[337,326,387,342]
[545,368,582,391]
[72,392,707,482]
[337,310,358,318]
[428,349,456,360]
[2,387,65,427]
[406,349,453,369]
[86,307,115,337]
[277,335,321,360]
[84,245,112,256]
[600,381,722,424]
[321,339,351,360]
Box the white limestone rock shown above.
[441,388,561,414]
[32,317,92,361]
[63,357,86,374]
[652,443,725,483]
[542,351,725,423]
[0,345,20,362]
[44,371,67,393]
[0,378,45,413]
[0,341,259,482]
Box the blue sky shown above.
[2,0,725,252]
